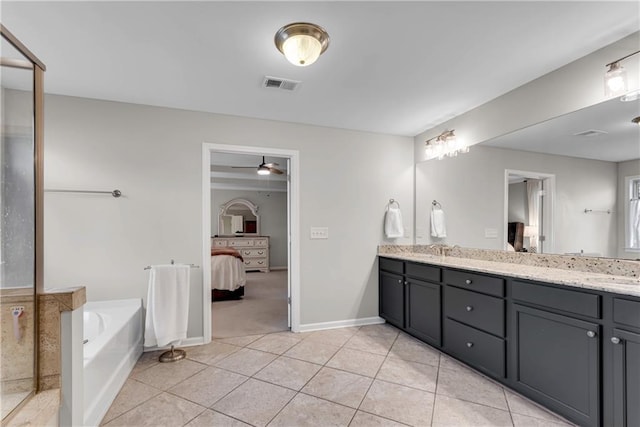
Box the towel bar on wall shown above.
[144,261,200,270]
[44,188,122,198]
[432,200,442,209]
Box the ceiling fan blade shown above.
[267,166,284,175]
[230,166,257,169]
[263,162,279,167]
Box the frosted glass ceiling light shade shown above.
[603,50,639,98]
[604,62,627,97]
[275,22,329,67]
[425,130,468,160]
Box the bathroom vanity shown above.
[379,253,640,427]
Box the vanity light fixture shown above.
[604,50,639,97]
[425,130,469,160]
[632,116,640,126]
[275,22,330,67]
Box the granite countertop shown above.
[380,252,640,298]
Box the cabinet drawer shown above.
[379,257,404,274]
[253,238,268,247]
[244,259,268,268]
[212,239,228,247]
[613,298,640,329]
[444,269,504,297]
[444,318,505,378]
[241,248,268,258]
[445,286,504,336]
[229,239,253,247]
[406,262,441,282]
[512,280,600,319]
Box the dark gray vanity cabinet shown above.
[511,303,600,427]
[405,263,442,346]
[443,269,506,378]
[611,297,640,427]
[379,270,405,329]
[379,257,442,343]
[510,280,601,427]
[378,256,640,427]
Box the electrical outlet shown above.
[310,227,329,239]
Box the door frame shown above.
[202,143,300,342]
[503,169,555,254]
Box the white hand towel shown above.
[144,264,190,348]
[431,208,447,238]
[385,206,404,238]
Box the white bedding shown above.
[211,255,246,291]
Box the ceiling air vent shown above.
[262,76,300,91]
[573,129,608,137]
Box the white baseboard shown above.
[298,316,385,333]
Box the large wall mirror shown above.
[218,198,260,236]
[416,94,640,260]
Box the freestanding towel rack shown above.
[144,259,199,362]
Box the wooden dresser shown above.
[211,236,270,272]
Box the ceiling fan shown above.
[231,156,284,175]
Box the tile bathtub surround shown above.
[37,286,87,390]
[102,325,575,427]
[379,244,640,277]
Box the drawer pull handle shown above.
[466,342,474,348]
[586,331,597,338]
[611,337,621,344]
[398,279,402,284]
[258,251,264,255]
[465,279,472,285]
[404,281,408,285]
[258,261,264,264]
[465,306,473,312]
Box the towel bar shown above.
[388,199,400,208]
[432,200,442,208]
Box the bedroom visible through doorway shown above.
[202,144,299,341]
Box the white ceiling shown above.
[2,1,639,137]
[210,152,288,192]
[482,95,640,162]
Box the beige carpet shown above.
[211,270,289,338]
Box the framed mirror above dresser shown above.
[218,198,259,236]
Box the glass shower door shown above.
[0,28,39,421]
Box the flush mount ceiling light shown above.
[604,50,639,97]
[274,22,329,67]
[425,130,469,160]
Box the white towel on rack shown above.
[431,207,447,238]
[144,264,190,348]
[385,206,404,238]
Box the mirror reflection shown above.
[218,198,260,236]
[416,95,640,260]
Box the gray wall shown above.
[211,189,288,268]
[42,94,414,338]
[416,145,617,257]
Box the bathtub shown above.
[83,299,143,426]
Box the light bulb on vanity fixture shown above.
[275,22,330,67]
[604,50,639,97]
[425,130,469,160]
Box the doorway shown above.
[504,169,555,254]
[201,144,300,342]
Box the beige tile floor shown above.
[102,324,575,427]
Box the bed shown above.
[211,247,247,301]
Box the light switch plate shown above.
[485,227,498,238]
[310,227,329,239]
